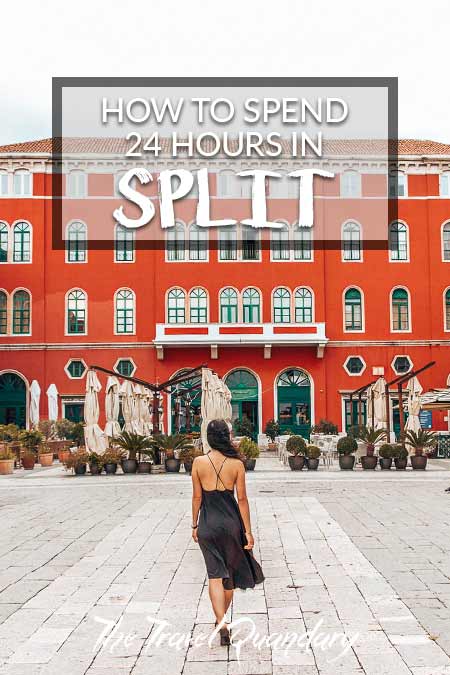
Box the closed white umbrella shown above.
[104,376,121,438]
[84,370,108,453]
[405,376,423,451]
[29,380,41,428]
[141,387,153,436]
[46,384,58,422]
[372,377,387,430]
[120,380,135,433]
[133,384,145,434]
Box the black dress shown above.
[197,454,264,591]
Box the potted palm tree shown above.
[286,435,307,470]
[378,443,393,470]
[152,434,193,473]
[264,419,281,450]
[0,446,16,475]
[113,431,154,474]
[19,430,44,466]
[306,445,321,470]
[239,437,260,471]
[358,427,386,470]
[337,436,357,470]
[392,444,408,470]
[404,429,438,470]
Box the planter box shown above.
[39,453,54,467]
[0,459,14,475]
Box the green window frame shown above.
[0,291,7,334]
[13,222,31,262]
[12,290,30,334]
[167,222,185,261]
[67,290,86,334]
[242,288,260,323]
[389,221,408,261]
[167,288,186,323]
[293,227,312,260]
[67,360,86,378]
[219,226,237,261]
[273,287,291,323]
[220,288,238,323]
[115,225,134,262]
[391,288,409,331]
[189,224,207,261]
[295,287,313,323]
[116,360,135,377]
[189,288,207,323]
[342,222,361,261]
[0,223,8,263]
[116,289,135,334]
[443,223,450,261]
[344,288,363,331]
[67,222,87,262]
[446,289,450,331]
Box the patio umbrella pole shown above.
[398,383,405,432]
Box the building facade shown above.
[1,138,450,438]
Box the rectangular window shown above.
[116,309,133,333]
[242,227,260,261]
[13,229,31,262]
[345,304,362,330]
[0,305,6,334]
[294,228,312,260]
[115,227,134,262]
[221,304,237,323]
[219,229,237,261]
[0,174,8,196]
[393,304,409,331]
[13,307,30,334]
[67,310,85,334]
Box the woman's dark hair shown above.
[207,419,243,460]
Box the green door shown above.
[225,370,258,440]
[0,373,26,428]
[345,399,367,432]
[277,369,311,438]
[65,403,84,424]
[392,398,408,440]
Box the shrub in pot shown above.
[239,437,260,471]
[0,424,20,444]
[405,429,438,470]
[358,427,386,470]
[87,452,104,475]
[102,448,124,475]
[392,444,408,470]
[306,445,321,470]
[19,429,43,461]
[378,443,393,470]
[38,443,54,467]
[21,450,36,470]
[114,431,154,474]
[337,436,357,470]
[179,446,202,474]
[0,446,16,475]
[152,434,192,473]
[264,419,281,450]
[311,419,338,435]
[64,448,89,475]
[286,435,307,470]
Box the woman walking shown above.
[191,419,264,645]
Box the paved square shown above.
[1,458,450,674]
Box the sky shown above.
[1,0,449,145]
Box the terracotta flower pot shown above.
[39,453,54,467]
[0,459,15,475]
[58,450,71,464]
[21,454,36,470]
[268,442,278,451]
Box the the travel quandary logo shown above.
[52,77,397,248]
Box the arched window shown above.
[340,170,361,197]
[67,290,87,334]
[0,171,8,196]
[167,288,186,324]
[219,225,237,261]
[189,223,207,261]
[166,221,185,261]
[273,288,291,323]
[67,170,87,198]
[440,172,450,197]
[389,170,407,198]
[391,288,410,331]
[13,169,32,196]
[344,288,363,331]
[12,290,31,334]
[13,222,31,262]
[442,223,450,261]
[115,224,134,262]
[115,289,135,334]
[0,222,8,263]
[0,291,7,334]
[445,289,450,331]
[342,221,362,261]
[220,288,238,323]
[242,288,260,323]
[293,226,312,261]
[389,221,408,261]
[66,221,87,262]
[271,223,289,261]
[295,288,313,323]
[189,288,208,323]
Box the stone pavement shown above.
[0,458,450,674]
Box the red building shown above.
[1,138,450,439]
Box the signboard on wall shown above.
[419,410,432,429]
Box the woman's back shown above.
[194,451,241,492]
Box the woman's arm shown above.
[191,458,202,543]
[235,461,254,550]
